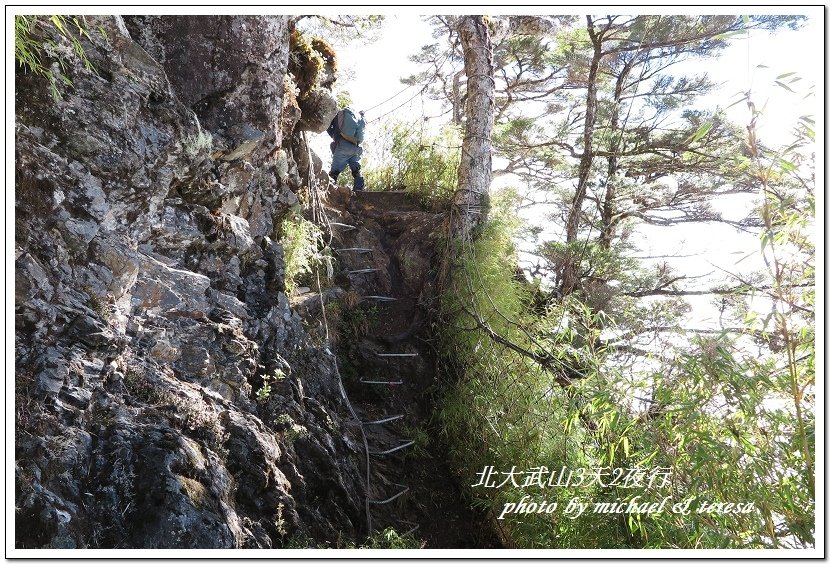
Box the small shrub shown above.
[256,369,285,402]
[338,302,377,341]
[275,413,308,443]
[256,378,272,402]
[335,90,353,108]
[81,284,111,320]
[360,528,424,549]
[123,368,170,405]
[280,215,329,295]
[365,121,461,210]
[275,502,287,537]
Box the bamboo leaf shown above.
[688,122,713,144]
[776,158,796,173]
[715,29,748,40]
[50,15,67,36]
[775,80,795,93]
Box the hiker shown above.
[327,107,366,191]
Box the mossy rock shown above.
[288,30,338,99]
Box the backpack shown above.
[336,108,364,145]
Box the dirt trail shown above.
[326,190,502,549]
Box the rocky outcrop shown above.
[15,15,357,549]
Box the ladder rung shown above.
[376,352,419,358]
[368,484,409,505]
[370,440,415,456]
[360,378,403,385]
[335,248,373,253]
[363,414,404,425]
[348,268,381,274]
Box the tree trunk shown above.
[561,16,602,296]
[449,15,495,244]
[599,55,635,250]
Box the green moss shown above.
[311,36,337,74]
[288,29,337,98]
[177,475,210,509]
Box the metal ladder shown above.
[331,221,418,535]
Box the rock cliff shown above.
[14,15,362,549]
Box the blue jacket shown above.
[327,108,364,148]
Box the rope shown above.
[364,45,456,124]
[362,82,420,113]
[366,87,427,123]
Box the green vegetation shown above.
[399,423,431,459]
[81,284,111,320]
[396,14,815,549]
[335,90,353,109]
[327,292,379,385]
[358,528,423,549]
[311,37,337,74]
[437,173,814,548]
[288,29,336,98]
[256,369,285,402]
[15,15,102,99]
[294,15,386,48]
[365,121,461,209]
[275,413,308,444]
[437,195,612,547]
[279,214,328,295]
[182,124,213,159]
